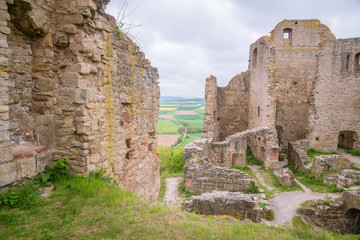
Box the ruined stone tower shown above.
[0,0,160,202]
[198,19,360,167]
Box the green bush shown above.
[157,145,173,174]
[0,182,41,209]
[170,147,185,173]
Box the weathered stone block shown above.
[0,131,10,142]
[34,78,55,91]
[0,146,12,163]
[20,157,36,178]
[0,162,17,187]
[273,168,295,186]
[74,88,88,104]
[0,40,8,48]
[78,0,97,10]
[52,33,69,47]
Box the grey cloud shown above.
[106,0,360,98]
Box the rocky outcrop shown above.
[182,191,272,222]
[183,158,255,194]
[0,0,160,202]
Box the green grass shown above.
[157,119,181,134]
[307,148,339,161]
[1,176,359,239]
[173,114,203,120]
[159,110,175,115]
[174,119,204,129]
[294,172,343,193]
[339,145,360,156]
[177,133,202,148]
[269,171,303,192]
[246,146,263,165]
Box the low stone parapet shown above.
[312,155,354,177]
[182,191,272,222]
[183,158,255,194]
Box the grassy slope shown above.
[1,176,357,240]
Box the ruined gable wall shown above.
[202,75,219,139]
[217,72,249,141]
[308,38,360,152]
[248,37,274,130]
[0,0,160,202]
[250,20,335,149]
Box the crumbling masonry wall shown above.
[308,38,360,152]
[0,0,160,202]
[201,19,360,158]
[185,127,279,170]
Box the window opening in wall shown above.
[338,131,357,149]
[253,48,257,68]
[257,107,260,117]
[126,138,131,148]
[346,54,350,72]
[355,53,360,67]
[283,28,292,39]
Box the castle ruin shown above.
[0,0,160,202]
[187,19,360,169]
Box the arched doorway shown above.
[338,131,358,149]
[345,208,360,234]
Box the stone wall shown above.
[185,127,279,170]
[312,155,354,177]
[200,19,360,158]
[182,191,272,222]
[216,72,249,141]
[202,75,219,139]
[308,38,360,152]
[298,191,360,234]
[0,0,160,202]
[183,158,254,194]
[0,0,15,187]
[287,140,311,172]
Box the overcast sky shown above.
[105,0,360,98]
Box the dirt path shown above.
[164,177,181,207]
[337,148,360,166]
[248,165,275,191]
[248,165,341,225]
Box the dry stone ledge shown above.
[297,191,360,234]
[182,191,272,222]
[324,169,360,189]
[273,168,295,186]
[312,155,354,177]
[183,158,255,194]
